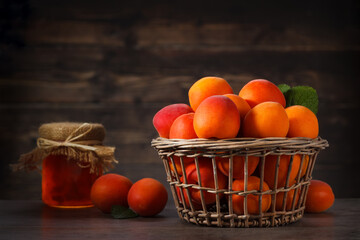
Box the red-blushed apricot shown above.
[223,94,251,120]
[188,76,233,111]
[305,180,335,213]
[216,156,259,179]
[264,155,301,189]
[276,189,300,211]
[90,174,133,213]
[193,95,240,139]
[169,113,198,139]
[232,176,271,215]
[285,105,319,138]
[239,79,286,108]
[185,159,227,205]
[153,103,193,138]
[168,156,194,176]
[176,185,203,210]
[242,101,289,138]
[127,178,168,217]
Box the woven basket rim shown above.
[151,137,329,151]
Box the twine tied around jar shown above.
[12,122,118,174]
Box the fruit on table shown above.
[184,159,227,205]
[193,95,240,139]
[216,155,259,179]
[127,178,168,217]
[264,155,301,189]
[239,79,286,108]
[90,174,133,213]
[285,105,319,138]
[188,76,233,111]
[232,176,271,214]
[305,179,335,213]
[242,101,289,138]
[153,103,193,138]
[169,113,198,139]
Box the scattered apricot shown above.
[188,76,233,111]
[305,180,334,213]
[127,178,168,216]
[239,79,286,108]
[194,95,240,139]
[242,102,289,138]
[285,105,319,138]
[90,174,133,213]
[232,176,271,214]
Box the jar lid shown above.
[38,122,105,142]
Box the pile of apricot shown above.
[153,77,334,214]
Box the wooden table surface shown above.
[0,199,359,240]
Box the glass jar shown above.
[42,154,102,208]
[15,122,117,208]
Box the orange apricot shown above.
[189,76,233,111]
[242,102,289,138]
[305,180,335,213]
[153,103,193,138]
[239,79,286,108]
[232,176,271,215]
[90,174,133,213]
[276,189,300,211]
[193,95,240,139]
[264,155,301,189]
[223,94,251,120]
[285,105,319,138]
[169,113,198,139]
[217,156,259,179]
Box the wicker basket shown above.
[151,137,328,227]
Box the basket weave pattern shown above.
[152,137,328,227]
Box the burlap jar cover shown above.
[13,122,118,173]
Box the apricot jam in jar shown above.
[16,122,117,208]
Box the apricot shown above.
[185,159,227,205]
[169,113,198,139]
[153,103,193,138]
[188,76,233,111]
[193,95,240,139]
[232,176,271,215]
[276,189,300,211]
[239,79,286,108]
[127,178,168,216]
[217,156,259,179]
[264,155,301,189]
[168,156,194,176]
[176,185,203,210]
[285,105,319,138]
[299,155,310,178]
[242,101,289,138]
[90,174,133,213]
[223,94,251,120]
[305,179,335,213]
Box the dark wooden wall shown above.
[1,0,359,199]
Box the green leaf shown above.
[286,86,318,114]
[111,205,138,219]
[278,84,291,95]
